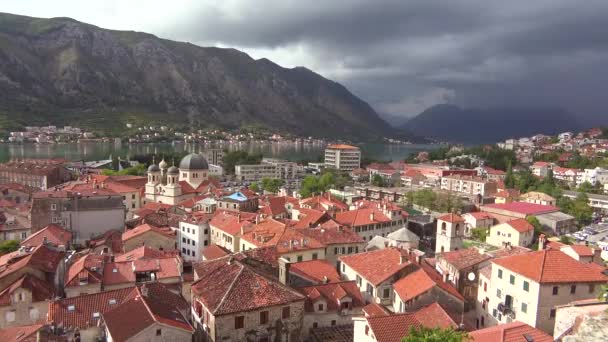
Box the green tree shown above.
[470,227,488,242]
[0,240,19,255]
[578,181,595,193]
[319,172,336,191]
[402,326,469,342]
[249,182,260,193]
[559,235,574,245]
[371,174,385,187]
[260,178,284,193]
[413,189,437,210]
[300,175,321,198]
[504,160,515,188]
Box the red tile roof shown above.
[339,248,411,286]
[201,244,231,260]
[439,248,492,271]
[363,303,389,317]
[437,213,465,223]
[49,283,187,330]
[492,249,608,283]
[482,202,559,215]
[367,303,457,342]
[466,212,494,220]
[299,226,363,246]
[0,274,54,306]
[191,256,305,315]
[261,196,288,217]
[335,208,391,227]
[326,144,359,150]
[505,218,534,233]
[88,229,123,253]
[418,262,465,301]
[20,224,72,248]
[300,193,349,211]
[65,254,104,287]
[298,281,365,312]
[114,245,176,262]
[469,321,553,342]
[291,208,330,229]
[103,293,192,341]
[209,211,254,236]
[290,259,341,283]
[121,223,175,241]
[102,258,180,285]
[0,245,64,281]
[393,268,436,302]
[0,323,45,342]
[563,244,595,257]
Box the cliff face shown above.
[0,13,394,139]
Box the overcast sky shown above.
[2,1,608,121]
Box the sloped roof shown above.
[209,211,253,236]
[299,226,363,245]
[191,257,305,316]
[201,244,231,261]
[0,323,45,342]
[437,213,465,223]
[20,224,72,248]
[335,208,391,227]
[505,218,534,233]
[493,249,608,283]
[392,268,436,302]
[469,321,553,342]
[367,303,457,342]
[339,248,410,286]
[0,274,54,306]
[65,254,104,287]
[0,245,64,281]
[290,259,341,283]
[387,227,420,242]
[298,281,364,312]
[121,223,175,241]
[482,202,559,215]
[439,248,492,271]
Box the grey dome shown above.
[179,153,209,170]
[148,164,160,172]
[167,166,179,174]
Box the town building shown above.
[209,211,255,252]
[579,167,608,186]
[30,189,125,245]
[486,219,535,248]
[435,213,465,254]
[563,190,608,213]
[435,247,492,305]
[298,281,365,336]
[216,189,259,212]
[324,144,361,171]
[122,223,176,252]
[191,255,306,342]
[19,224,72,249]
[0,160,72,190]
[201,148,224,166]
[335,204,408,242]
[339,248,416,305]
[553,300,608,340]
[235,158,303,182]
[462,212,494,236]
[353,302,457,342]
[520,191,556,206]
[469,321,553,341]
[64,253,105,298]
[531,162,552,178]
[441,175,498,197]
[477,248,608,334]
[48,283,188,341]
[145,154,219,205]
[178,213,212,262]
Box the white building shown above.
[324,144,361,171]
[579,167,608,186]
[435,213,465,254]
[178,214,211,262]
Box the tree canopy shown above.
[402,326,469,342]
[0,240,19,255]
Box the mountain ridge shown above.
[401,104,585,144]
[0,12,397,140]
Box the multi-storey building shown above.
[31,189,125,245]
[0,160,72,190]
[441,174,498,197]
[235,158,303,182]
[324,144,361,171]
[476,248,608,334]
[178,213,212,262]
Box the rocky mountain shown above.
[0,13,396,140]
[402,104,584,144]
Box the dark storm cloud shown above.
[160,0,608,121]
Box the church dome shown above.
[179,153,209,170]
[158,158,168,169]
[148,164,160,172]
[167,166,179,174]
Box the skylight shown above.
[67,305,75,312]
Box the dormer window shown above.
[67,305,75,312]
[93,312,100,318]
[109,299,117,305]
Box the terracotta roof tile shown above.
[0,323,45,342]
[335,208,391,227]
[482,202,559,215]
[393,268,436,302]
[339,248,411,286]
[437,213,465,223]
[201,244,231,260]
[506,218,534,233]
[363,303,389,317]
[122,224,175,241]
[326,144,359,150]
[298,281,364,312]
[439,248,492,271]
[493,249,608,283]
[20,224,72,248]
[299,226,363,245]
[563,244,595,257]
[209,211,254,236]
[191,257,304,315]
[290,259,341,283]
[469,321,553,342]
[367,303,456,342]
[0,274,54,306]
[65,254,104,287]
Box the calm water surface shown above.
[0,142,441,163]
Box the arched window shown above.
[440,246,445,253]
[455,223,460,235]
[441,222,447,235]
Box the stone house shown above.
[122,223,176,252]
[0,274,53,329]
[486,219,535,248]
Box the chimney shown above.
[140,283,148,297]
[278,257,291,285]
[400,254,408,264]
[237,213,241,223]
[370,212,374,221]
[322,276,329,284]
[255,215,259,225]
[538,234,547,251]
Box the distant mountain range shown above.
[0,12,399,140]
[400,104,585,143]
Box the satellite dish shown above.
[467,272,476,281]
